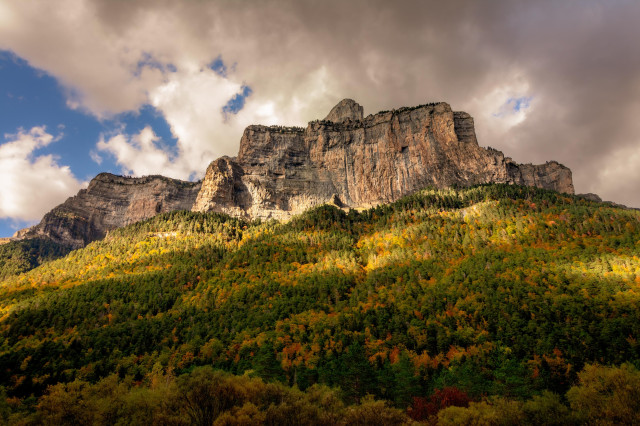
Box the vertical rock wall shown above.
[193,100,573,219]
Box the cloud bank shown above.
[0,127,84,222]
[1,0,640,207]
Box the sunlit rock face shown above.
[323,98,364,123]
[17,99,574,248]
[193,99,574,219]
[21,173,201,248]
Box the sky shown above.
[1,0,640,237]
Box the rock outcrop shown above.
[324,98,364,123]
[193,100,574,220]
[577,193,603,203]
[16,99,574,249]
[21,173,201,248]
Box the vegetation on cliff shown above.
[1,184,639,423]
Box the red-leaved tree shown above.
[407,387,471,421]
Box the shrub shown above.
[437,397,524,426]
[342,395,407,426]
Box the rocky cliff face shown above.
[22,173,201,248]
[193,100,574,220]
[324,98,364,123]
[17,99,574,249]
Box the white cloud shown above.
[147,68,249,178]
[0,2,14,29]
[463,76,533,151]
[96,64,338,181]
[89,149,102,165]
[0,127,84,221]
[97,126,184,178]
[96,67,285,180]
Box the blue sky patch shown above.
[493,96,533,117]
[208,56,228,77]
[0,51,180,237]
[0,218,33,238]
[222,85,252,117]
[510,96,532,112]
[0,51,112,236]
[0,51,112,177]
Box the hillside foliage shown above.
[1,184,639,423]
[0,238,72,281]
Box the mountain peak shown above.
[324,98,364,123]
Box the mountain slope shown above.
[1,184,639,421]
[0,238,72,280]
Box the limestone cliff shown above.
[21,173,201,248]
[192,100,574,219]
[16,99,574,250]
[324,98,364,123]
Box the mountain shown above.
[1,184,639,424]
[193,99,573,219]
[14,173,201,249]
[11,99,573,251]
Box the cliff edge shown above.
[20,173,201,248]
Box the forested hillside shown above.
[0,238,72,281]
[1,184,640,424]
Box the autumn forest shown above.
[1,184,640,424]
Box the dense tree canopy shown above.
[1,184,639,423]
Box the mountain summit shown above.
[323,98,364,123]
[15,99,573,248]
